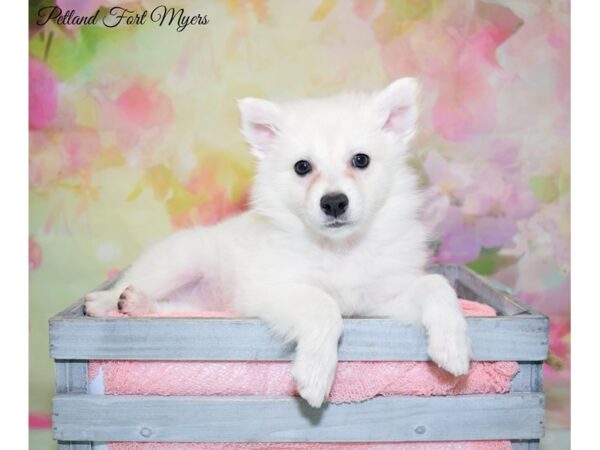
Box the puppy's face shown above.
[239,78,420,240]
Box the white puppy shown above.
[85,78,471,407]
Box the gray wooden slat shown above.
[443,264,535,317]
[58,442,94,450]
[429,264,526,315]
[49,314,548,361]
[510,362,543,393]
[511,440,540,449]
[511,363,532,393]
[55,360,88,394]
[53,300,86,319]
[530,362,543,392]
[52,393,544,442]
[55,360,91,449]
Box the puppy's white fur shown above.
[85,78,471,407]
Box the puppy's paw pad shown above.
[116,285,154,315]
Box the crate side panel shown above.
[511,363,544,393]
[511,440,540,449]
[53,393,545,442]
[54,360,91,449]
[58,442,93,450]
[452,266,535,316]
[50,316,548,361]
[55,360,88,395]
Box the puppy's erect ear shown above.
[237,98,282,159]
[373,77,420,143]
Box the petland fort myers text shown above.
[36,6,210,32]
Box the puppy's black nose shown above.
[320,193,349,218]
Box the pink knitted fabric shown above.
[92,300,516,449]
[89,359,518,401]
[109,442,512,450]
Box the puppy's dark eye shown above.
[351,153,370,169]
[294,160,312,176]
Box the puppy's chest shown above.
[310,249,399,314]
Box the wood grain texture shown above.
[431,265,535,316]
[57,442,94,450]
[49,314,548,361]
[55,360,88,394]
[53,393,544,443]
[55,360,91,449]
[511,363,544,393]
[511,441,540,450]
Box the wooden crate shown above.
[49,265,548,449]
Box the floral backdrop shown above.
[29,0,570,448]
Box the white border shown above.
[572,1,598,449]
[0,0,28,446]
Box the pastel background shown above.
[29,0,570,448]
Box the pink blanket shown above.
[109,443,511,450]
[90,300,516,450]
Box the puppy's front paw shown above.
[292,349,337,408]
[427,326,471,376]
[85,291,118,317]
[117,285,156,315]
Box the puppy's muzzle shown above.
[320,193,349,218]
